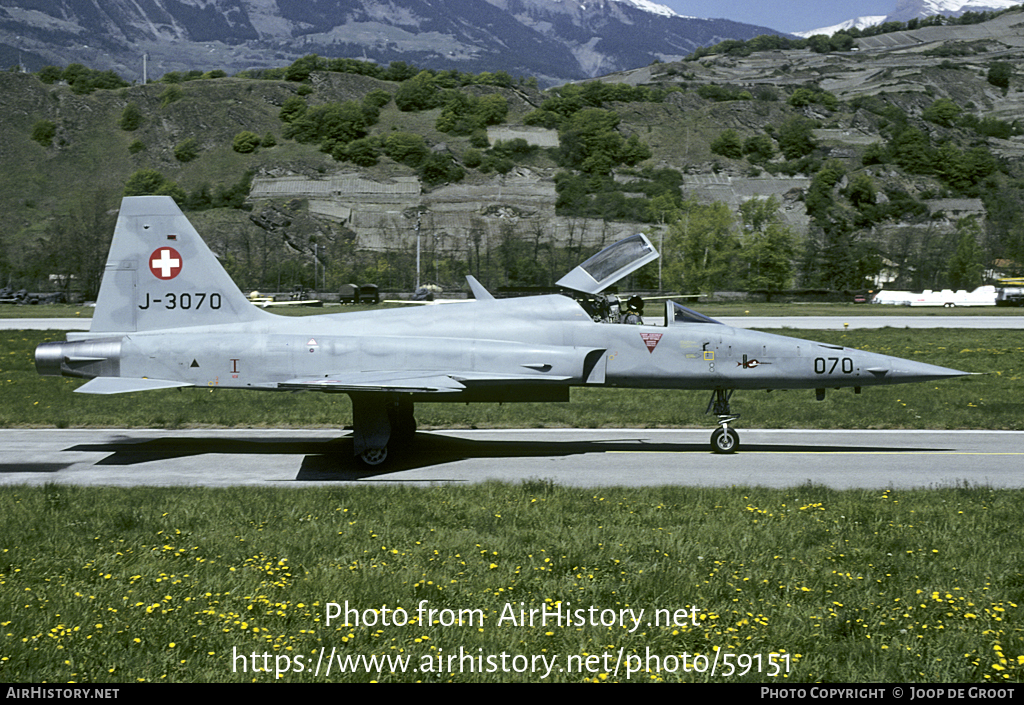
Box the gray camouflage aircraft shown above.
[36,196,970,465]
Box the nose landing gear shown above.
[707,389,740,454]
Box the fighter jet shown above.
[36,196,970,464]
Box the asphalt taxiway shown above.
[1,428,1021,489]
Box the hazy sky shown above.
[659,0,898,33]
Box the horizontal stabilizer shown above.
[75,377,194,395]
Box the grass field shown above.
[1,326,1022,683]
[0,482,1021,682]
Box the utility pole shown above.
[415,211,423,291]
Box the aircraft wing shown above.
[278,370,574,393]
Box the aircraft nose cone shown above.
[887,359,971,383]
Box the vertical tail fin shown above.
[90,196,271,334]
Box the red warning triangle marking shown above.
[640,332,662,353]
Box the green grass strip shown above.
[0,482,1021,682]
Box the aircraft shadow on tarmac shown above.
[62,433,952,481]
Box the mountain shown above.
[0,0,785,84]
[3,6,1024,297]
[793,17,888,38]
[886,0,1022,22]
[797,0,1020,36]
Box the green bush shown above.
[232,131,261,154]
[363,89,392,109]
[489,138,535,160]
[174,138,200,162]
[279,96,307,123]
[788,87,838,111]
[776,115,817,160]
[383,132,429,167]
[922,98,961,127]
[119,103,144,131]
[557,108,649,175]
[788,88,816,107]
[845,173,877,210]
[480,155,513,174]
[159,85,183,108]
[30,120,56,147]
[343,138,380,166]
[58,63,128,94]
[283,101,373,154]
[710,129,743,159]
[123,169,185,202]
[522,108,562,129]
[974,116,1017,139]
[418,153,465,186]
[436,92,509,135]
[463,148,484,168]
[743,134,775,164]
[394,71,441,111]
[123,169,165,195]
[987,61,1012,91]
[36,65,62,84]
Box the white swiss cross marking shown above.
[149,247,182,280]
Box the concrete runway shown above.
[2,428,1021,489]
[717,315,1024,330]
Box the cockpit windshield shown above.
[669,301,721,325]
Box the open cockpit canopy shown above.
[555,233,658,295]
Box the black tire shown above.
[710,427,739,454]
[359,446,388,466]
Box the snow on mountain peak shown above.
[608,0,683,18]
[795,16,888,38]
[798,0,1021,36]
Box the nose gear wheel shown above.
[711,426,739,454]
[706,389,740,454]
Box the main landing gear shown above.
[349,393,416,467]
[707,389,740,454]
